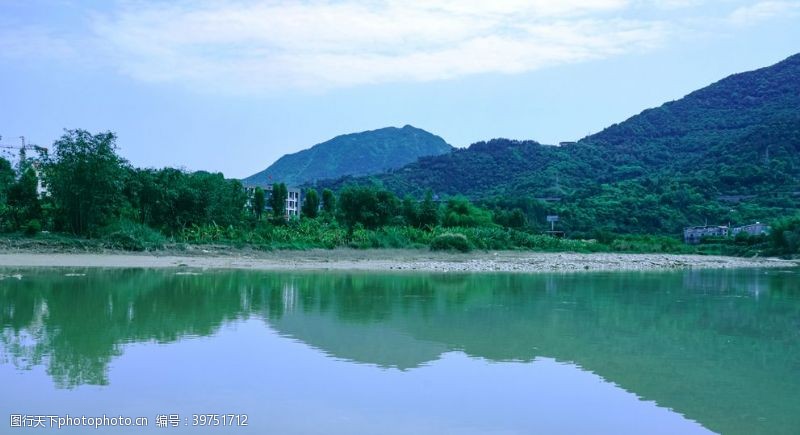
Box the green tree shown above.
[0,157,15,199]
[270,183,288,221]
[122,168,158,225]
[252,187,266,220]
[121,166,246,234]
[442,196,493,228]
[302,188,320,219]
[376,190,400,226]
[493,208,526,229]
[770,214,800,255]
[509,209,526,228]
[44,130,127,235]
[322,188,336,215]
[0,157,14,229]
[402,195,419,226]
[419,190,439,228]
[337,185,399,230]
[338,186,374,230]
[7,167,42,229]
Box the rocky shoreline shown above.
[0,249,795,273]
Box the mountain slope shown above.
[320,53,800,233]
[586,52,800,174]
[244,125,452,186]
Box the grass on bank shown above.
[3,217,786,257]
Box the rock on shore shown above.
[0,250,795,273]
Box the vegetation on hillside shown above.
[0,128,795,257]
[243,125,452,186]
[318,54,800,236]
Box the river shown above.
[1,268,798,434]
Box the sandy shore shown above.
[0,249,795,273]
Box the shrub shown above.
[349,225,380,249]
[24,219,41,237]
[442,197,493,228]
[430,233,471,252]
[101,220,166,251]
[770,214,800,256]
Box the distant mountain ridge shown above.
[319,53,800,234]
[243,125,452,186]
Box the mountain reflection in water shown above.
[1,268,798,434]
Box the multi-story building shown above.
[243,183,302,219]
[286,188,300,218]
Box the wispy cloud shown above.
[727,0,800,25]
[88,0,670,93]
[1,1,795,94]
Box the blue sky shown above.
[1,0,798,178]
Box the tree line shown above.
[0,130,519,236]
[1,129,798,256]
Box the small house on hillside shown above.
[683,222,771,244]
[717,195,756,203]
[683,225,729,244]
[731,222,770,237]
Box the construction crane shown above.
[0,135,49,158]
[0,144,49,154]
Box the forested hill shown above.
[319,53,800,234]
[243,125,452,186]
[586,52,800,178]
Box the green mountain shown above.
[322,53,800,234]
[243,125,452,186]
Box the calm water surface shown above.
[1,268,799,434]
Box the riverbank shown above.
[0,248,795,273]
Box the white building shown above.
[286,188,300,218]
[243,182,302,219]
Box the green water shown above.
[1,268,799,434]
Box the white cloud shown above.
[728,0,800,25]
[4,1,793,94]
[88,0,671,93]
[647,0,707,9]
